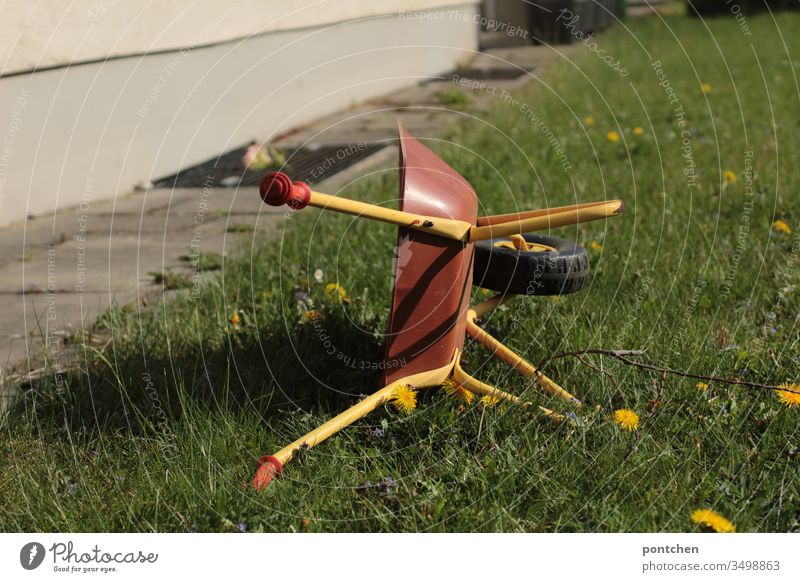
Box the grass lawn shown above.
[2,10,799,532]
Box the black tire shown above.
[472,234,589,295]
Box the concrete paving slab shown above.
[0,235,189,292]
[468,46,549,72]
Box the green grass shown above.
[178,251,224,272]
[434,86,473,110]
[2,12,800,532]
[149,269,193,290]
[225,222,255,233]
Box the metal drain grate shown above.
[152,142,388,189]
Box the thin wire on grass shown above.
[575,353,621,393]
[537,349,799,395]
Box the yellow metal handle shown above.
[308,190,472,241]
[469,199,624,242]
[258,170,472,240]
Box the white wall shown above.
[1,0,477,74]
[0,4,480,227]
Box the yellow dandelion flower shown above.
[776,384,800,408]
[772,219,792,235]
[325,283,347,300]
[633,127,644,136]
[442,378,475,405]
[481,393,502,408]
[696,382,709,391]
[723,170,736,184]
[584,116,595,127]
[614,408,639,431]
[701,83,711,93]
[606,130,620,143]
[230,311,240,326]
[391,384,417,415]
[590,241,603,252]
[691,508,736,533]
[302,309,321,322]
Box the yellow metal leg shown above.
[453,354,565,421]
[252,356,457,490]
[465,308,581,407]
[271,383,396,466]
[453,356,523,405]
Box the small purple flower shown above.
[359,477,397,495]
[238,521,246,533]
[293,286,309,302]
[371,427,384,438]
[379,476,396,494]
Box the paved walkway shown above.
[0,44,566,404]
[0,185,279,376]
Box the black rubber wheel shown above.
[472,234,589,295]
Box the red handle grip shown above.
[251,455,283,491]
[259,171,311,210]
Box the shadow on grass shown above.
[5,304,387,441]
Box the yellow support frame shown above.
[252,293,575,490]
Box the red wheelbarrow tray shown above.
[382,124,477,385]
[252,123,624,490]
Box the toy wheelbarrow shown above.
[252,124,623,489]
